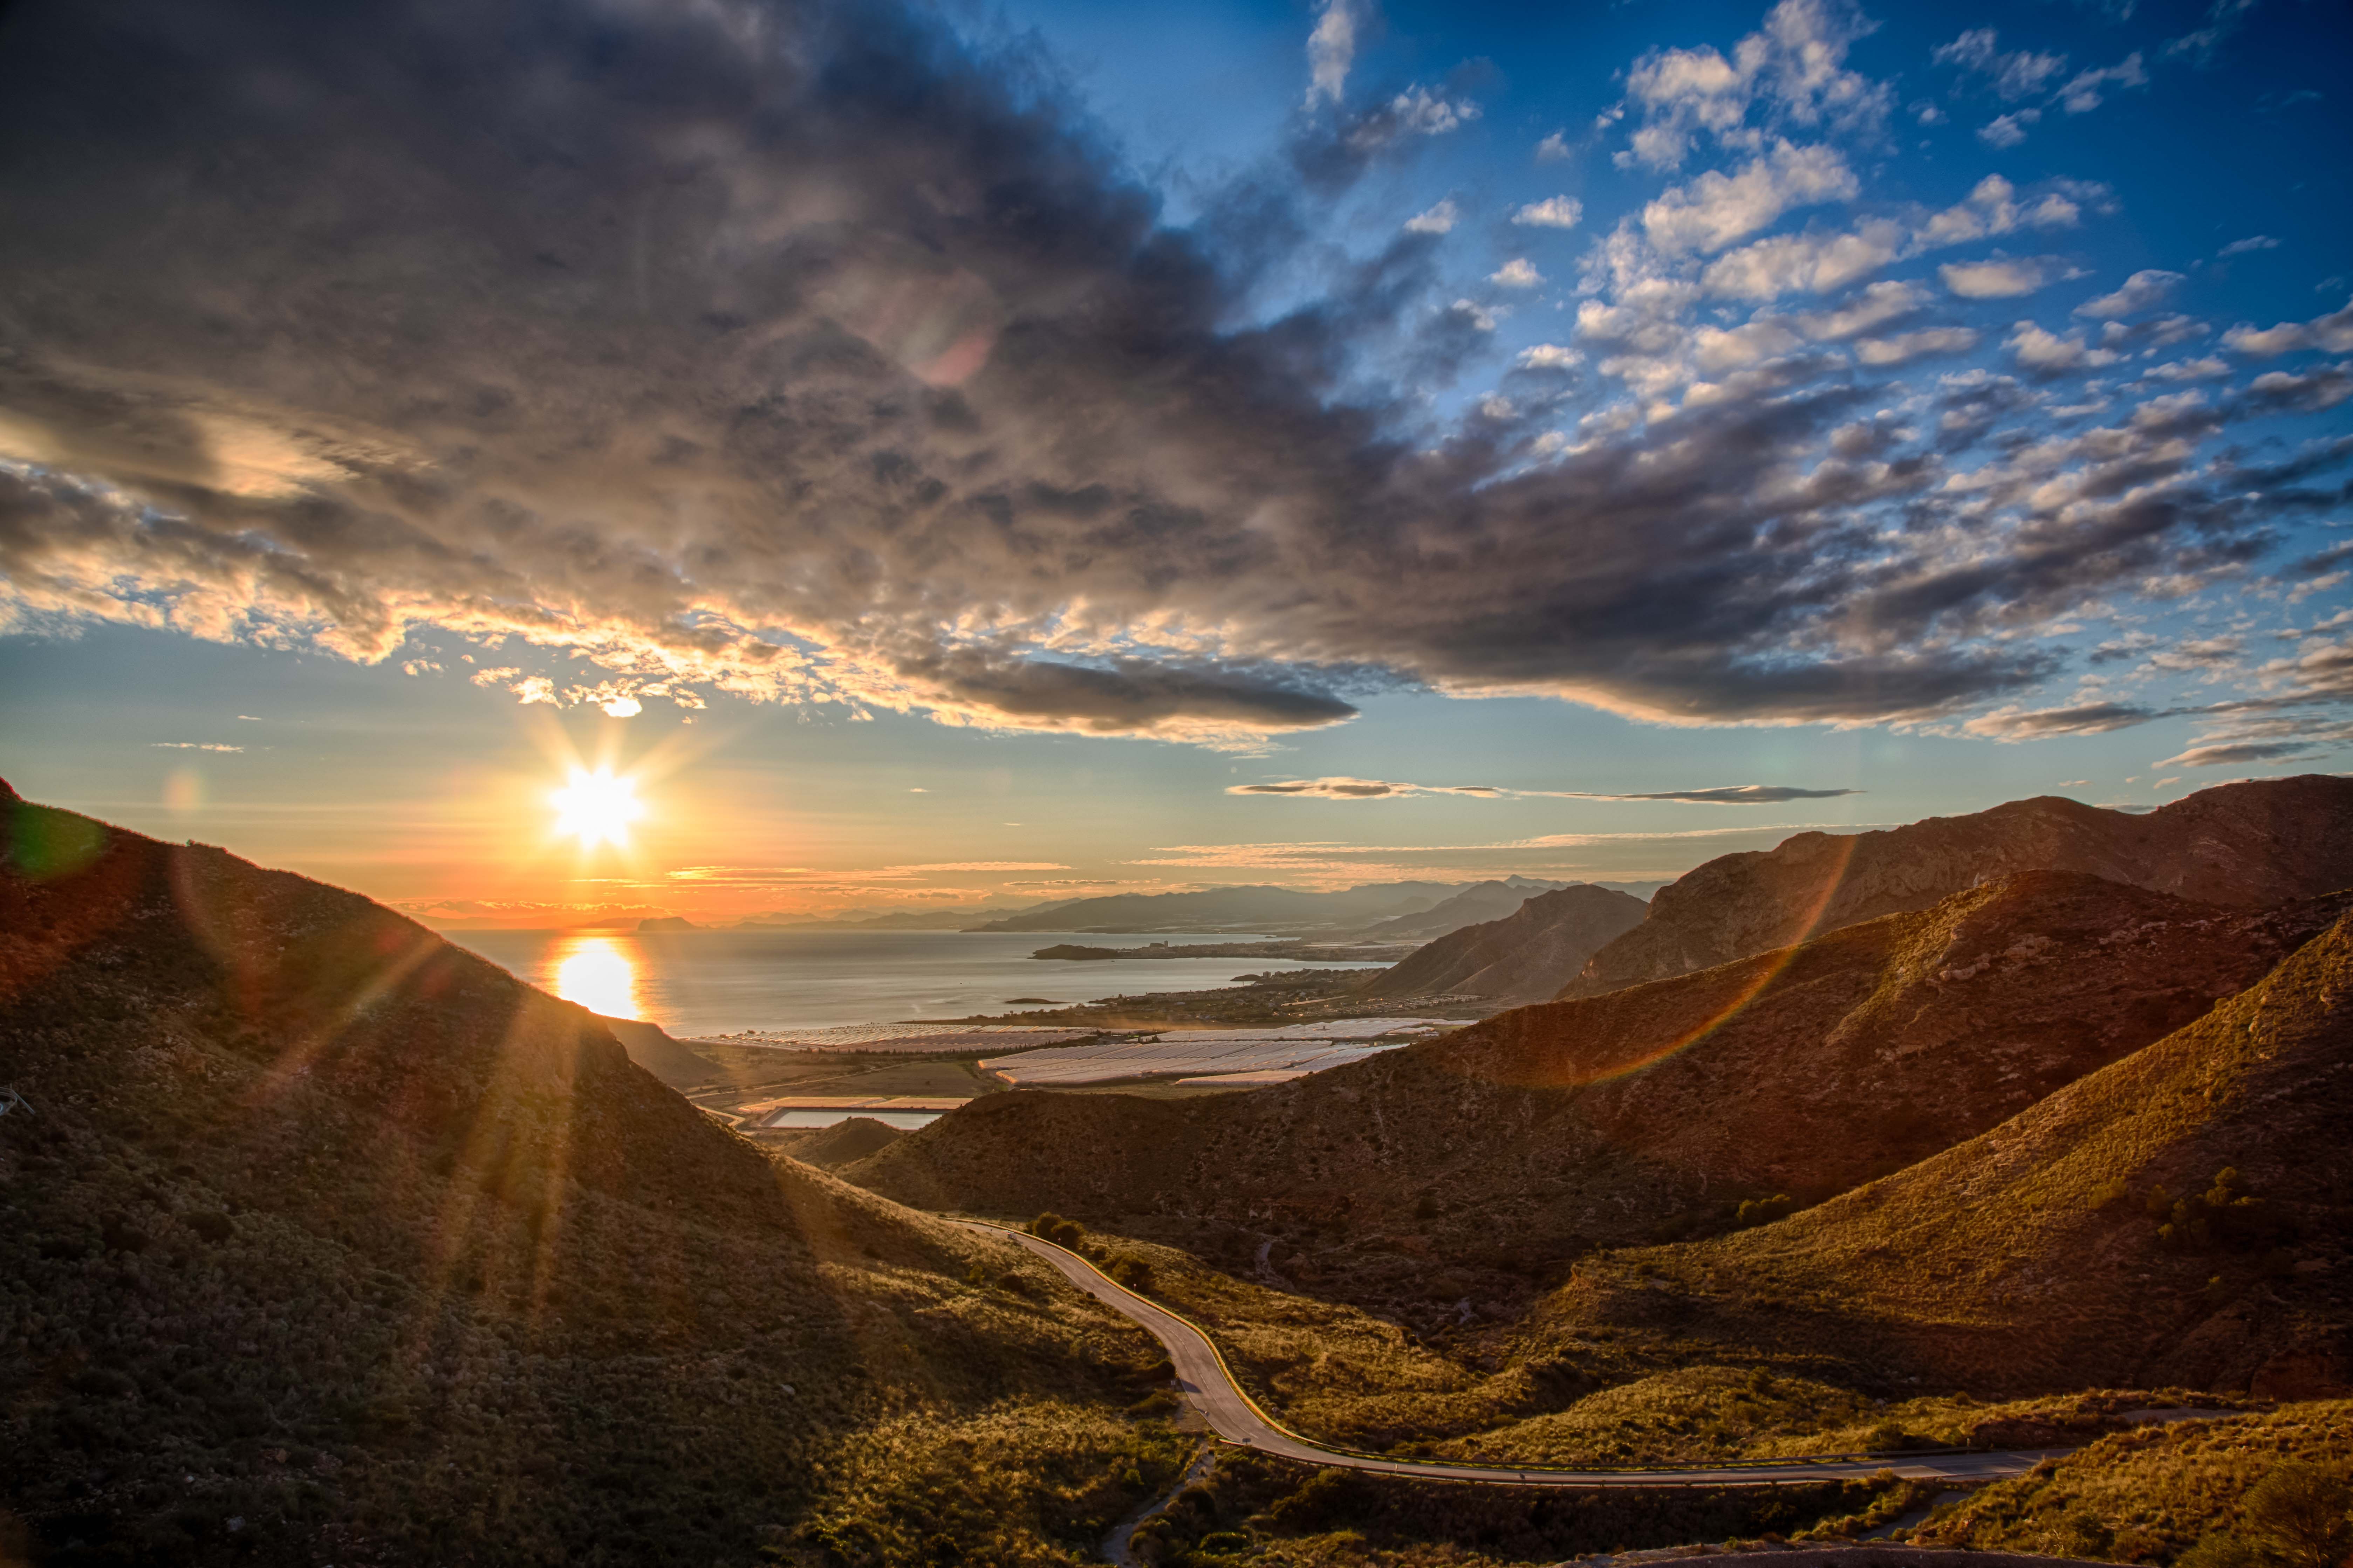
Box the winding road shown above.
[959,1220,2072,1490]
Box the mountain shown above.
[1562,774,2353,1002]
[1354,885,1649,1002]
[1350,879,1569,942]
[968,881,1471,933]
[0,782,1177,1563]
[851,871,2350,1318]
[1539,906,2353,1398]
[594,1013,718,1085]
[635,914,699,931]
[740,901,1069,930]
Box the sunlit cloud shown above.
[1226,776,1860,803]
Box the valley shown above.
[6,774,2351,1567]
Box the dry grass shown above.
[1905,1401,2353,1560]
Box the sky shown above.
[0,0,2347,927]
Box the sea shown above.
[447,927,1389,1038]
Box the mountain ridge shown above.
[850,871,2352,1322]
[1355,884,1650,1002]
[1562,775,2353,1001]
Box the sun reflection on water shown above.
[549,936,641,1020]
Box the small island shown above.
[1032,943,1119,960]
[638,915,700,931]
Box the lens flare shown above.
[550,765,644,848]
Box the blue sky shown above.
[0,0,2346,924]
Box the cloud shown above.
[1388,85,1480,136]
[1855,328,1979,366]
[1227,777,1494,799]
[1404,199,1459,235]
[2076,269,2184,320]
[2222,299,2353,356]
[1569,785,1863,804]
[2156,740,2321,768]
[1701,220,1903,301]
[1227,777,1859,804]
[1615,0,1888,172]
[1642,141,1857,255]
[1964,702,2162,738]
[2,0,2346,757]
[1304,0,1360,106]
[1535,131,1574,161]
[1512,197,1584,229]
[1490,258,1544,287]
[882,861,1072,872]
[1942,256,2070,299]
[1933,29,2068,99]
[1976,110,2042,148]
[2218,235,2281,258]
[151,741,244,752]
[2054,54,2147,114]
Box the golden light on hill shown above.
[550,765,645,850]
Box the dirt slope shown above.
[1356,885,1649,1002]
[852,872,2348,1318]
[1564,775,2353,1000]
[1542,911,2353,1396]
[0,784,1168,1564]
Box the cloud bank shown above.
[0,0,2344,762]
[1227,777,1859,803]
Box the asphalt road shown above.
[959,1220,2072,1490]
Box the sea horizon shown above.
[446,925,1388,1036]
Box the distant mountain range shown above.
[850,865,2353,1369]
[1561,776,2353,999]
[969,881,1486,934]
[1347,775,2353,1007]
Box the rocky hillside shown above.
[1350,879,1568,944]
[1537,908,2353,1398]
[1561,775,2353,1001]
[0,784,1176,1565]
[853,871,2348,1321]
[1355,884,1648,1002]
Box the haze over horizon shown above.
[2,0,2348,928]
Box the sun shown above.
[551,765,645,849]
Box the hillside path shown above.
[957,1221,2070,1490]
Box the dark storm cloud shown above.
[0,0,2342,741]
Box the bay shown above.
[447,927,1387,1037]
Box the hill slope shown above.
[1356,885,1649,1002]
[0,784,1176,1564]
[1564,775,2353,1000]
[1351,879,1568,943]
[853,872,2348,1319]
[1537,908,2353,1397]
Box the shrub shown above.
[1030,1211,1086,1249]
[2241,1462,2353,1568]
